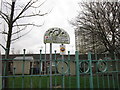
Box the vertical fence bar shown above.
[95,54,100,88]
[107,72,110,88]
[96,67,100,88]
[45,43,47,75]
[102,73,105,88]
[83,61,86,88]
[68,51,71,88]
[30,63,33,88]
[3,59,6,88]
[54,50,57,87]
[0,52,2,89]
[62,54,65,88]
[22,49,25,88]
[39,50,42,88]
[110,53,116,88]
[101,57,105,88]
[88,52,93,89]
[112,72,115,88]
[3,48,7,88]
[49,43,52,88]
[112,66,115,88]
[5,49,8,88]
[105,54,110,88]
[114,52,119,88]
[12,67,15,88]
[111,54,115,88]
[75,51,80,88]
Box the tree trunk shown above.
[4,1,15,88]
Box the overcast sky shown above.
[0,0,80,54]
[0,0,117,54]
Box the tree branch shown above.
[11,28,32,42]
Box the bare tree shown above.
[0,0,48,88]
[72,1,120,56]
[0,0,48,58]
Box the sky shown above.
[0,0,118,54]
[0,0,80,54]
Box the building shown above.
[2,54,77,75]
[75,28,107,54]
[2,53,119,75]
[75,28,89,54]
[12,56,34,74]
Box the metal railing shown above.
[1,50,120,89]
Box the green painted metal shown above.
[3,48,8,88]
[62,54,65,88]
[30,65,33,88]
[22,49,25,88]
[49,43,52,88]
[39,50,42,88]
[88,52,93,89]
[0,56,2,90]
[114,53,119,88]
[3,58,6,88]
[107,73,110,88]
[12,67,15,88]
[75,51,80,88]
[54,50,57,87]
[68,51,71,88]
[1,50,120,89]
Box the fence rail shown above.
[1,50,120,89]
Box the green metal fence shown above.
[1,50,120,89]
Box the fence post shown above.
[68,51,71,88]
[54,50,57,87]
[49,43,52,88]
[75,51,80,88]
[0,51,2,89]
[88,52,93,89]
[39,50,42,88]
[3,48,8,88]
[114,52,119,88]
[22,49,26,88]
[62,53,65,88]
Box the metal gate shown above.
[1,50,120,89]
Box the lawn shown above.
[8,74,120,88]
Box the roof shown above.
[14,56,34,61]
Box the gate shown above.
[1,50,120,89]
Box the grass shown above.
[8,74,120,88]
